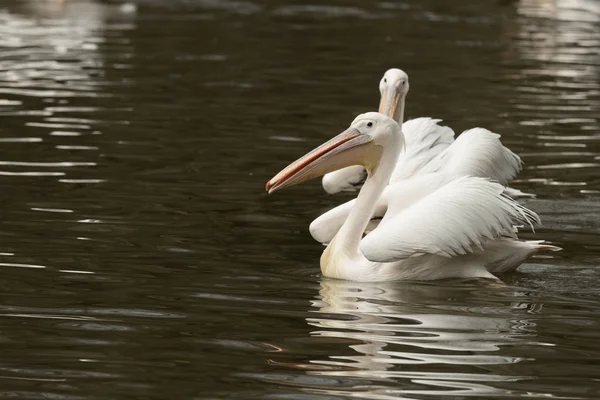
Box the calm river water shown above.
[0,0,599,398]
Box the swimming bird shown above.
[266,112,558,282]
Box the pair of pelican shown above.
[266,69,560,282]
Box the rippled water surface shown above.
[0,0,599,398]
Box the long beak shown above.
[378,87,401,119]
[266,127,375,194]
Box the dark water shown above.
[0,0,599,398]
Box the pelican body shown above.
[266,113,558,282]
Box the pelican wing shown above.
[310,196,388,245]
[359,176,540,262]
[321,165,367,194]
[419,128,522,186]
[391,118,455,182]
[310,198,356,244]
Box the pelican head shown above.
[266,112,399,194]
[378,68,409,123]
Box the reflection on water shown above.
[0,0,134,185]
[0,0,598,399]
[300,280,546,399]
[246,275,600,399]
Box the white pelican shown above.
[266,112,559,282]
[322,69,532,199]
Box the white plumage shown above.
[266,112,560,282]
[360,176,538,262]
[390,117,455,182]
[418,128,523,186]
[322,165,366,193]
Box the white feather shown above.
[360,176,540,263]
[310,198,357,244]
[418,128,523,186]
[390,117,455,181]
[321,165,366,194]
[503,186,536,199]
[480,239,561,273]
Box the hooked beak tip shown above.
[265,179,278,194]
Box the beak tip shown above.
[265,180,272,193]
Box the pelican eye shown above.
[367,122,373,127]
[384,78,387,83]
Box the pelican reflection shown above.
[300,279,551,399]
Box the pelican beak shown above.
[266,127,376,194]
[378,87,402,119]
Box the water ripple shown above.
[0,0,133,193]
[246,279,585,399]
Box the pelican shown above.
[312,69,533,244]
[266,112,559,282]
[322,69,532,199]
